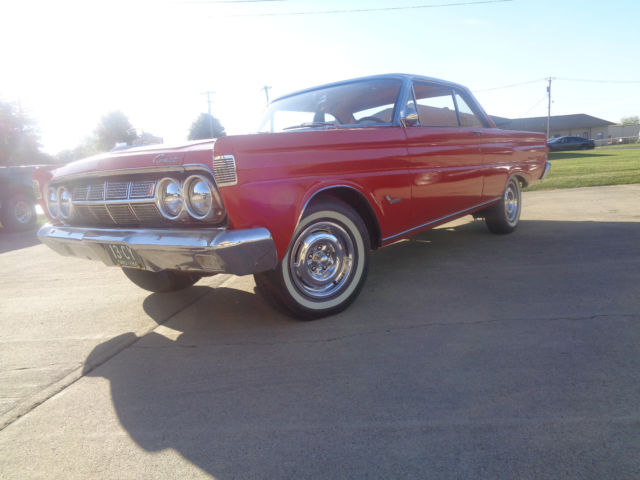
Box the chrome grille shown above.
[131,203,161,220]
[213,155,237,186]
[72,185,89,201]
[54,169,223,227]
[130,181,155,199]
[107,204,137,224]
[105,182,129,200]
[87,183,105,201]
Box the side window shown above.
[413,82,458,127]
[454,92,484,127]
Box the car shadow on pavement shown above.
[80,219,640,479]
[0,228,40,254]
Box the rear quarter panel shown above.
[480,129,548,198]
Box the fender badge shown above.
[153,154,180,165]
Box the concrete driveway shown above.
[1,185,639,479]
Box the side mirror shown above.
[400,106,419,127]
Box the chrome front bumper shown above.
[37,224,278,276]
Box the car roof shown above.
[272,73,469,103]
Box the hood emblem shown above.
[153,154,180,165]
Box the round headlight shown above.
[156,178,183,219]
[184,176,214,219]
[57,186,73,219]
[47,186,60,218]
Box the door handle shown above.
[471,130,483,137]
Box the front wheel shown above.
[255,200,370,319]
[122,268,202,293]
[484,177,522,234]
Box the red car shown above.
[37,74,550,318]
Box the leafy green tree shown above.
[620,116,639,125]
[188,113,226,140]
[94,111,138,152]
[0,100,52,166]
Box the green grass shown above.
[525,148,640,191]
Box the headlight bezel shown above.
[57,186,74,219]
[183,175,224,221]
[46,185,60,219]
[155,177,185,220]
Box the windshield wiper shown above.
[282,121,338,131]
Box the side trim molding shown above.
[382,197,500,243]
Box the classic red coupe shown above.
[37,74,550,318]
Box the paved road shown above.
[1,185,639,479]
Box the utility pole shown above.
[262,85,272,104]
[201,91,215,138]
[546,77,555,139]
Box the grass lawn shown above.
[525,148,640,191]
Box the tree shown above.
[620,116,639,125]
[94,111,138,152]
[188,113,226,140]
[0,100,52,166]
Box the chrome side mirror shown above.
[400,106,419,127]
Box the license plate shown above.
[105,244,144,268]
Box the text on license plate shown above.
[105,244,144,268]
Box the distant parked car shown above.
[547,136,595,151]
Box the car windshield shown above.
[257,78,403,133]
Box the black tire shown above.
[1,193,37,231]
[484,177,522,234]
[122,268,202,293]
[254,199,370,319]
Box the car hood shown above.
[51,139,217,180]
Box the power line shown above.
[231,0,513,17]
[473,78,545,92]
[556,77,640,84]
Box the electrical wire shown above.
[556,77,640,84]
[473,78,545,93]
[230,0,513,17]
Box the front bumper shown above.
[37,224,278,276]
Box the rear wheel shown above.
[255,200,370,319]
[484,177,522,234]
[122,268,202,293]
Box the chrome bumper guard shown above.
[541,161,551,180]
[37,224,278,276]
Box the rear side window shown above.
[454,92,484,127]
[413,83,458,127]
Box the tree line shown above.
[0,101,226,167]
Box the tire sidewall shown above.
[279,205,369,315]
[503,177,521,228]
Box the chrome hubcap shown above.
[504,181,519,224]
[289,221,355,299]
[14,200,33,224]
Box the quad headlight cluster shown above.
[46,185,74,220]
[45,174,225,224]
[155,175,224,222]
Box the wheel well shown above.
[307,187,382,249]
[515,174,528,188]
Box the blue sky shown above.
[2,0,639,153]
